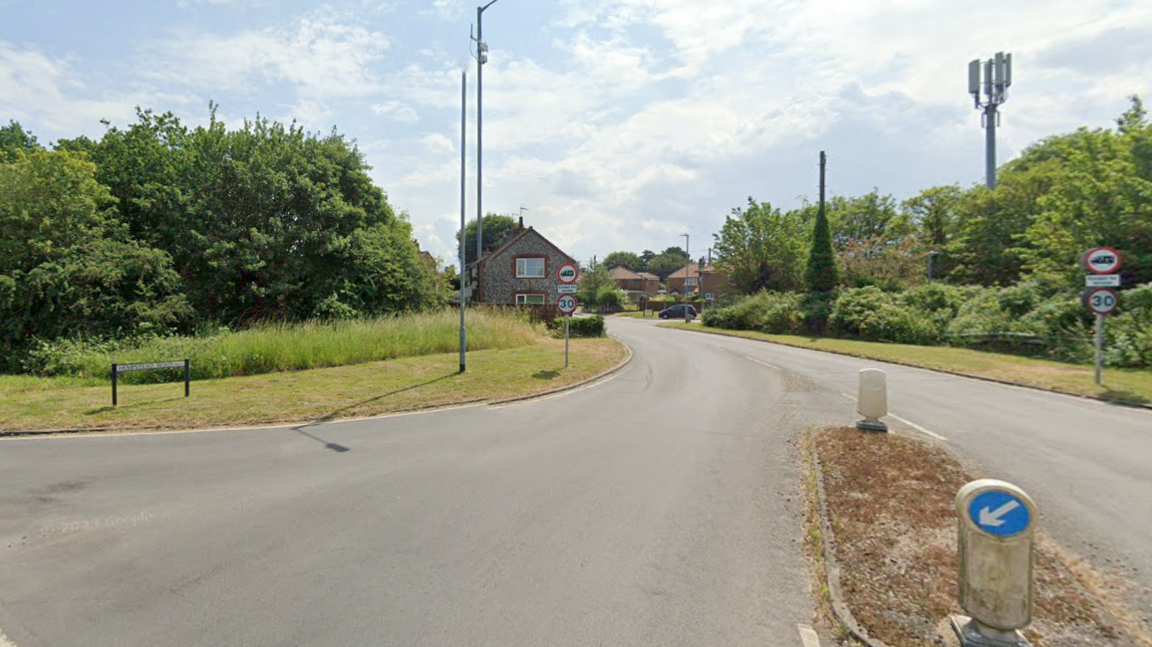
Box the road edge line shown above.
[661,324,1152,412]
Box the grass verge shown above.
[0,337,626,433]
[22,309,540,382]
[812,426,1149,647]
[660,324,1152,406]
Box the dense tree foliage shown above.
[803,197,839,292]
[645,247,691,280]
[602,251,643,272]
[714,198,807,293]
[0,107,446,370]
[456,213,517,270]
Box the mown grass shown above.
[25,309,539,382]
[661,323,1152,405]
[0,337,627,433]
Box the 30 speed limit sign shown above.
[1083,288,1118,315]
[557,294,578,315]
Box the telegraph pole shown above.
[819,150,826,208]
[969,52,1012,189]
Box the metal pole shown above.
[460,71,468,373]
[985,104,998,189]
[476,5,484,269]
[565,315,570,368]
[112,363,117,406]
[1095,313,1104,386]
[184,359,190,397]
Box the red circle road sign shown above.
[1083,288,1119,315]
[557,294,578,315]
[1081,247,1122,275]
[557,263,579,284]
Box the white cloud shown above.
[372,100,420,123]
[152,13,390,99]
[420,132,456,154]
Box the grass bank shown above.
[24,309,538,382]
[0,337,627,433]
[661,323,1152,405]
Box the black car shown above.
[659,304,697,320]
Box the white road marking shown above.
[837,392,947,441]
[744,356,782,370]
[798,623,821,647]
[1,628,17,647]
[889,413,948,441]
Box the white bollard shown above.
[855,368,888,432]
[952,479,1037,647]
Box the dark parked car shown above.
[659,304,697,320]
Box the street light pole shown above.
[459,71,468,373]
[473,0,501,273]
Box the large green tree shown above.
[646,246,691,281]
[456,213,518,270]
[0,150,190,367]
[82,107,440,322]
[602,251,643,272]
[804,197,839,292]
[903,185,963,248]
[713,198,807,294]
[0,121,42,163]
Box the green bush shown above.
[702,291,802,334]
[559,315,606,338]
[1106,286,1152,367]
[829,287,938,345]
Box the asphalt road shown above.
[3,319,1150,646]
[652,319,1152,623]
[0,320,842,647]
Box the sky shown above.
[3,0,1150,267]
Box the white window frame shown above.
[516,257,545,278]
[515,293,546,305]
[685,277,698,287]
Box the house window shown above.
[516,257,545,278]
[705,293,715,301]
[685,277,698,287]
[515,293,546,305]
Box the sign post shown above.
[1080,248,1123,386]
[112,359,190,406]
[952,479,1037,647]
[557,263,579,369]
[558,294,578,368]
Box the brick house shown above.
[609,266,660,300]
[476,223,577,306]
[666,262,729,302]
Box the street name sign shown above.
[557,263,579,284]
[1085,274,1121,287]
[557,294,578,315]
[558,284,578,294]
[1081,247,1122,274]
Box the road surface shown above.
[2,318,1149,646]
[0,319,836,647]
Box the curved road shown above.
[2,318,1150,646]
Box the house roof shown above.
[668,262,719,279]
[609,266,643,280]
[481,226,576,266]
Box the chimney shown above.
[518,215,524,230]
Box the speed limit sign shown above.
[1083,288,1118,315]
[557,294,578,315]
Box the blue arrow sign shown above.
[968,490,1031,537]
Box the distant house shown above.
[476,219,577,306]
[666,262,729,302]
[609,266,660,301]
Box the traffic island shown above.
[803,426,1149,647]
